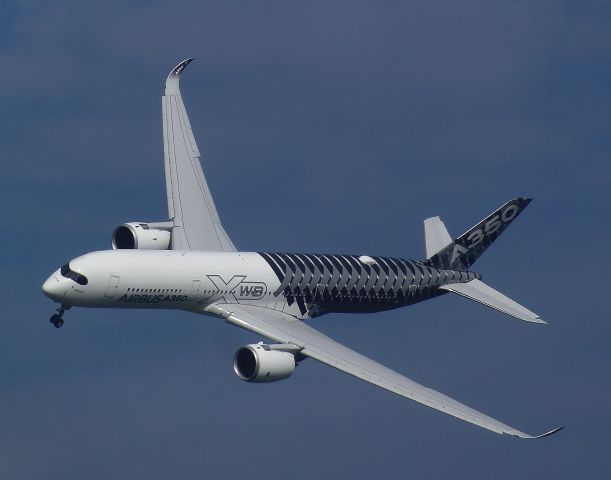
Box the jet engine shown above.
[233,344,296,383]
[112,222,172,250]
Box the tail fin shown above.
[424,198,531,271]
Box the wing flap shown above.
[439,279,544,323]
[205,303,560,439]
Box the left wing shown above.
[162,59,236,252]
[205,303,562,439]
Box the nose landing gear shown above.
[49,304,70,328]
[49,314,64,328]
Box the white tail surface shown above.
[439,279,544,324]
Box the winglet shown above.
[533,426,565,438]
[165,58,194,96]
[511,425,565,439]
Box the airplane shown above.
[42,59,563,440]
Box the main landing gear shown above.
[49,304,70,328]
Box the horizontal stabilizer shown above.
[424,216,453,258]
[439,279,544,324]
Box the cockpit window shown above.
[60,263,89,285]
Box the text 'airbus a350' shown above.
[42,59,563,439]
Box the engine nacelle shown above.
[233,344,296,383]
[112,222,172,250]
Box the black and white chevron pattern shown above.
[259,252,477,316]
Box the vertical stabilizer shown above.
[424,198,531,270]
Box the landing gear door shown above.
[105,275,121,298]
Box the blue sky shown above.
[1,1,610,478]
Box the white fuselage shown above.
[42,250,282,314]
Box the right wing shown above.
[162,59,236,252]
[206,303,562,439]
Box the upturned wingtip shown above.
[518,425,565,439]
[165,58,194,95]
[534,425,565,438]
[169,58,194,78]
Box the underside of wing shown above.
[205,303,562,439]
[162,59,236,252]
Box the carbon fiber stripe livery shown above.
[259,252,478,317]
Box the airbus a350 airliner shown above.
[42,59,563,439]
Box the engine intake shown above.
[233,344,296,383]
[112,222,172,250]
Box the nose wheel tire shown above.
[49,314,64,328]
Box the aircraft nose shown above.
[42,274,62,301]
